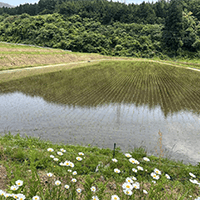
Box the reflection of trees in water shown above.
[0,61,200,117]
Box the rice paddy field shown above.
[0,43,200,199]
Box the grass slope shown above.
[0,133,199,199]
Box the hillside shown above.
[0,2,14,8]
[0,0,200,59]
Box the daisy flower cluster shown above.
[189,172,200,187]
[111,153,174,197]
[0,146,199,200]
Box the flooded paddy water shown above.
[0,61,200,165]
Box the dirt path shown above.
[1,58,200,74]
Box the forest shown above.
[0,0,200,58]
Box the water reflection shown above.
[0,61,200,164]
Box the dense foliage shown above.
[0,0,200,58]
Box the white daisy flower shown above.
[189,179,198,184]
[132,168,137,173]
[125,153,132,158]
[122,182,133,190]
[15,180,23,186]
[152,180,156,184]
[130,176,137,180]
[78,152,84,155]
[60,148,66,152]
[129,158,136,164]
[143,157,150,161]
[55,180,61,186]
[71,178,77,183]
[65,185,70,189]
[68,169,72,172]
[137,166,143,171]
[72,171,77,175]
[76,157,82,161]
[91,186,96,192]
[135,160,140,165]
[10,185,19,191]
[64,160,70,166]
[47,148,54,152]
[76,188,82,193]
[143,189,148,194]
[53,158,59,161]
[129,158,140,165]
[57,152,63,156]
[13,194,19,199]
[165,174,171,179]
[32,196,40,200]
[114,168,120,173]
[123,189,133,195]
[70,162,74,168]
[92,196,99,200]
[189,172,196,178]
[126,177,133,184]
[154,168,161,175]
[151,172,160,180]
[4,193,11,198]
[132,182,140,189]
[17,194,26,200]
[111,195,120,200]
[47,173,53,177]
[60,162,64,166]
[112,158,118,162]
[50,155,54,158]
[0,190,5,196]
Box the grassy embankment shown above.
[0,133,199,200]
[0,43,200,199]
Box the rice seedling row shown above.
[91,71,137,135]
[133,67,147,125]
[64,69,112,104]
[64,69,126,125]
[160,66,191,110]
[76,69,126,107]
[161,66,198,113]
[160,68,200,130]
[164,66,200,108]
[157,67,180,115]
[86,73,131,128]
[117,71,139,129]
[70,68,123,106]
[57,68,127,137]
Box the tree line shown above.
[0,0,200,58]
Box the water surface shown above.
[0,61,200,164]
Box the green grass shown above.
[0,133,199,200]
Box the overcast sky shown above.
[2,0,157,7]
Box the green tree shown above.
[182,9,198,51]
[162,0,184,51]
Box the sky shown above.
[2,0,157,7]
